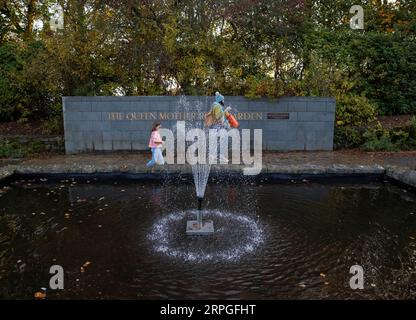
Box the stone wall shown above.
[62,96,336,154]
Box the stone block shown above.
[81,112,103,121]
[307,100,327,112]
[298,112,333,122]
[64,112,82,121]
[113,140,132,150]
[64,101,92,112]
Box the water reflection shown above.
[0,178,415,299]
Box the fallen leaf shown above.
[34,291,46,299]
[297,283,306,288]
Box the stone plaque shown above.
[267,113,290,120]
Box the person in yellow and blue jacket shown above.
[210,92,231,130]
[208,92,232,163]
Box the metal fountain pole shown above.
[197,197,203,228]
[186,195,214,235]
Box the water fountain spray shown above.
[174,96,214,235]
[186,161,214,235]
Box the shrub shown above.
[356,33,416,115]
[334,126,365,149]
[410,116,416,131]
[41,116,64,135]
[389,129,410,149]
[335,95,377,127]
[333,95,377,149]
[0,138,47,158]
[360,123,415,152]
[0,41,62,122]
[0,139,25,158]
[362,127,398,152]
[0,43,22,121]
[400,119,416,149]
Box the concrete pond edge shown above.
[0,163,415,189]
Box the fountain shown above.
[197,197,203,211]
[147,96,264,261]
[168,96,215,236]
[186,163,214,235]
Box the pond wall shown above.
[62,96,336,154]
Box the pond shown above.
[0,175,415,299]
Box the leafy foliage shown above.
[0,137,63,158]
[334,126,365,150]
[336,95,377,127]
[0,0,415,123]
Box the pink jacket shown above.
[148,131,162,148]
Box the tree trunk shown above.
[24,0,37,39]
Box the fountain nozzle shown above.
[197,197,203,211]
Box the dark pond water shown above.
[0,176,415,299]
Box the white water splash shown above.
[192,164,211,198]
[175,96,212,199]
[147,210,265,263]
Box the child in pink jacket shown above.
[146,122,164,167]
